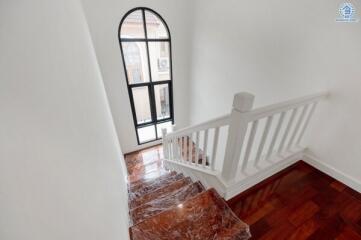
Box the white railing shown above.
[162,114,230,173]
[163,91,327,184]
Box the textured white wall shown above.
[81,0,193,153]
[188,0,361,184]
[0,0,129,239]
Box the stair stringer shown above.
[164,160,227,198]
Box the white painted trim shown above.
[303,153,361,193]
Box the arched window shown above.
[119,8,173,144]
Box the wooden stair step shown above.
[129,177,193,209]
[130,181,205,225]
[130,189,251,240]
[129,173,185,202]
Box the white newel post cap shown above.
[232,92,255,112]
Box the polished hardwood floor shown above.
[227,161,361,240]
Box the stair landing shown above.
[125,145,251,240]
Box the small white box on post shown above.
[222,92,255,182]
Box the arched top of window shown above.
[119,8,170,40]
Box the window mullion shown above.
[142,9,159,139]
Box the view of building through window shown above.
[119,8,173,144]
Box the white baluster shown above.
[182,136,187,162]
[211,127,220,170]
[287,104,309,150]
[242,120,258,171]
[169,137,174,160]
[266,112,285,160]
[202,129,209,167]
[175,137,181,161]
[195,131,200,165]
[162,128,168,159]
[278,108,298,154]
[255,116,273,166]
[296,102,318,145]
[188,133,193,164]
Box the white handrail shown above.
[165,114,230,138]
[245,92,327,121]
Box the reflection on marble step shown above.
[130,177,193,210]
[128,168,169,185]
[125,146,163,164]
[129,173,185,202]
[127,160,163,177]
[130,181,205,225]
[130,189,251,240]
[126,157,160,175]
[129,171,177,192]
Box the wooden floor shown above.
[227,161,361,240]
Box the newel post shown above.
[222,92,255,182]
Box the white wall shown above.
[188,0,361,184]
[0,1,129,239]
[81,0,193,153]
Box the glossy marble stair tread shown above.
[130,188,251,240]
[130,181,205,225]
[129,173,185,202]
[128,168,169,186]
[125,157,160,175]
[128,171,177,192]
[129,177,193,209]
[127,160,163,179]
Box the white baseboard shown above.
[303,153,361,193]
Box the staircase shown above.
[125,91,327,239]
[125,147,251,240]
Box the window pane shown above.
[148,42,171,81]
[145,11,168,39]
[132,87,152,124]
[138,125,156,143]
[122,42,150,84]
[156,121,172,138]
[120,10,145,39]
[154,84,170,120]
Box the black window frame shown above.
[118,7,174,145]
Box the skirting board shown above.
[303,153,361,193]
